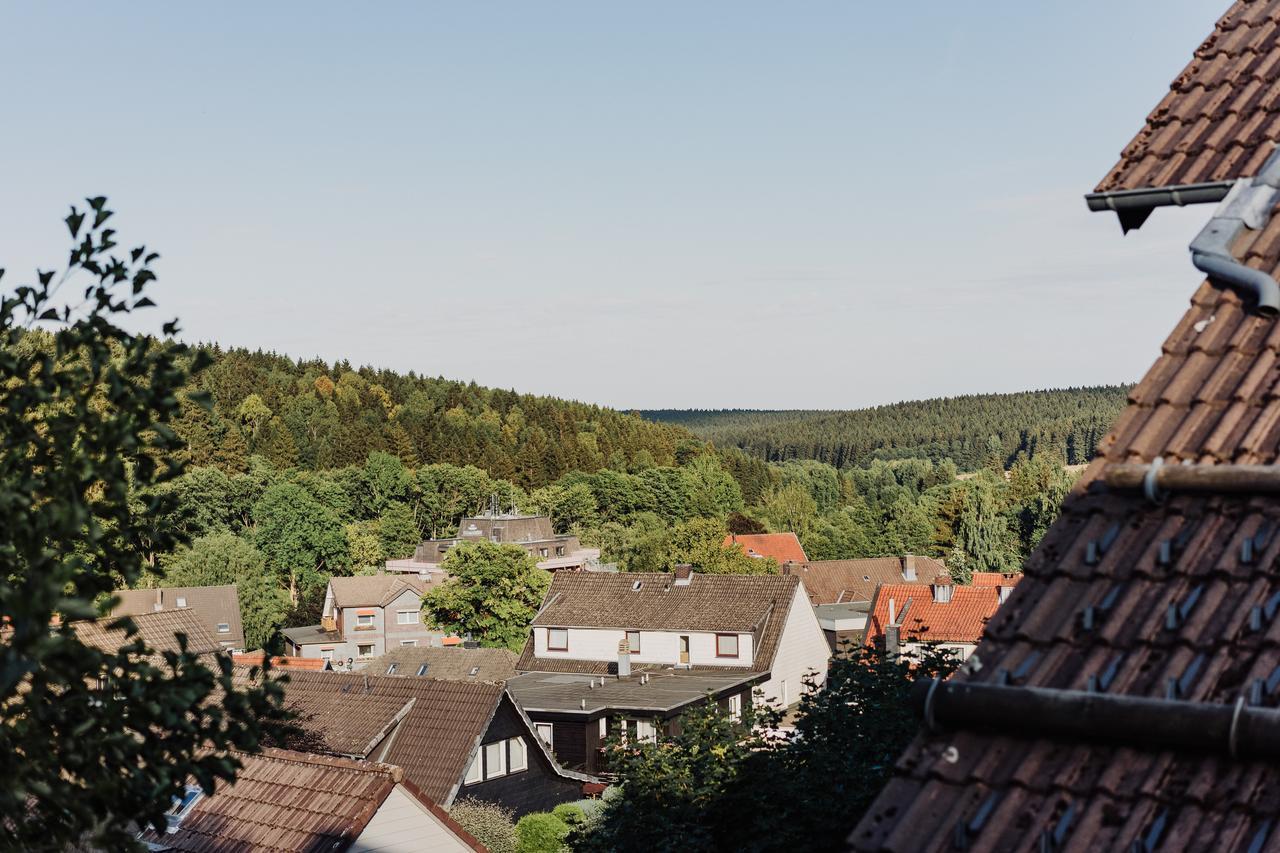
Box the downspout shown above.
[1187,146,1280,317]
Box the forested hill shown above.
[643,386,1130,471]
[170,346,697,488]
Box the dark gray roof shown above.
[369,646,518,682]
[111,585,244,649]
[282,624,341,646]
[507,670,761,716]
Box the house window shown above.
[780,680,789,705]
[357,644,374,659]
[175,597,187,608]
[216,622,230,634]
[598,718,608,738]
[469,666,481,677]
[356,614,375,627]
[464,752,482,785]
[397,610,419,625]
[547,628,568,651]
[556,546,565,556]
[539,548,549,558]
[622,718,656,744]
[509,737,528,773]
[716,634,739,658]
[626,631,641,653]
[728,694,742,721]
[400,639,417,647]
[535,723,553,747]
[386,663,398,675]
[417,663,430,676]
[320,648,334,662]
[484,741,506,780]
[166,785,203,833]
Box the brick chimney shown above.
[673,564,693,586]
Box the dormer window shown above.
[932,583,953,604]
[547,628,568,651]
[716,634,740,658]
[166,785,203,833]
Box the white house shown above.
[508,566,831,774]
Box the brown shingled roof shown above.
[111,584,244,650]
[851,4,1280,850]
[269,670,506,804]
[329,574,430,608]
[784,557,949,605]
[1096,1,1280,194]
[518,572,800,676]
[368,646,517,681]
[74,608,222,657]
[136,749,399,852]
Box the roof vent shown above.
[631,580,644,591]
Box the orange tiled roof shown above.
[864,583,1003,646]
[968,571,1022,587]
[232,652,330,671]
[722,532,807,564]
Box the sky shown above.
[0,1,1226,410]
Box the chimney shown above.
[674,564,693,586]
[617,638,631,678]
[902,555,917,582]
[885,625,901,661]
[153,589,163,612]
[887,598,896,627]
[932,577,953,604]
[998,585,1012,605]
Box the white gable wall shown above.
[351,784,475,852]
[757,586,830,708]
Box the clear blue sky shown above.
[0,1,1223,409]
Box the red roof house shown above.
[722,532,808,564]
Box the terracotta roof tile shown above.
[852,6,1280,848]
[864,582,1013,646]
[721,532,808,563]
[136,748,403,852]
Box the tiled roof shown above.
[723,532,808,563]
[1096,1,1280,193]
[785,557,949,605]
[111,584,244,649]
[74,608,222,657]
[864,583,1005,646]
[137,748,399,852]
[268,670,505,804]
[330,574,430,608]
[851,6,1280,849]
[519,572,799,676]
[368,646,517,682]
[968,571,1022,587]
[232,652,331,671]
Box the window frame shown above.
[483,740,506,780]
[396,609,419,625]
[728,693,742,721]
[400,639,417,647]
[715,633,740,659]
[463,752,482,785]
[357,643,375,659]
[216,622,231,634]
[416,663,430,676]
[508,737,528,773]
[547,627,568,651]
[626,630,641,653]
[535,722,553,747]
[356,613,375,627]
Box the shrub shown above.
[515,811,571,853]
[449,798,518,853]
[551,802,586,827]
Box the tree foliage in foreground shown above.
[0,199,283,848]
[576,645,960,853]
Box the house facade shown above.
[282,574,440,668]
[508,566,830,774]
[110,584,245,651]
[386,510,600,574]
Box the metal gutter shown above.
[913,679,1280,760]
[1085,181,1234,232]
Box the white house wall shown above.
[351,784,475,853]
[533,626,754,668]
[758,586,830,708]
